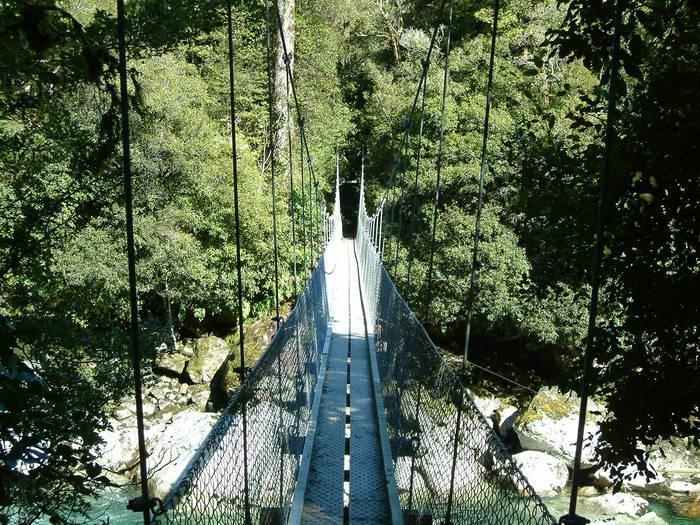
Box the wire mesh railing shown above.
[157,202,341,525]
[356,177,557,525]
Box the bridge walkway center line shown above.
[296,239,394,524]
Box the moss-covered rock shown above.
[513,386,603,468]
[183,335,229,384]
[218,317,278,399]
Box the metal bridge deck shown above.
[300,240,390,524]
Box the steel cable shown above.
[265,0,282,330]
[462,0,500,368]
[423,0,453,323]
[562,1,625,522]
[226,1,252,520]
[116,0,151,521]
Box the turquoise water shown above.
[27,486,140,525]
[650,501,700,525]
[85,487,141,524]
[542,492,700,525]
[24,486,700,524]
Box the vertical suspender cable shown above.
[273,1,323,270]
[405,58,431,288]
[265,0,285,512]
[116,1,150,523]
[424,1,453,322]
[561,1,624,523]
[306,130,315,265]
[225,2,252,522]
[286,63,298,297]
[389,2,445,275]
[462,0,500,368]
[265,0,281,330]
[436,1,464,520]
[299,120,307,274]
[383,158,400,267]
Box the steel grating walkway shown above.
[300,239,391,524]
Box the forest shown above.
[1,0,698,523]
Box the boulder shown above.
[184,336,229,384]
[670,481,700,494]
[472,394,501,418]
[498,406,519,435]
[187,384,212,411]
[588,512,667,525]
[218,319,277,399]
[584,493,651,517]
[513,451,569,497]
[591,463,668,496]
[649,437,700,475]
[580,492,668,524]
[113,406,133,422]
[153,350,188,379]
[144,410,218,499]
[113,400,156,421]
[578,485,598,497]
[541,490,666,525]
[97,427,139,473]
[513,386,602,468]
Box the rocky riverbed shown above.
[96,317,278,499]
[95,328,700,523]
[472,386,700,523]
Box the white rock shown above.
[513,387,602,468]
[145,410,218,499]
[649,438,700,475]
[585,492,651,517]
[626,471,668,495]
[588,512,667,525]
[145,402,298,500]
[97,427,139,473]
[513,451,569,497]
[591,463,667,495]
[472,394,501,418]
[143,402,156,417]
[670,480,700,493]
[578,485,598,497]
[591,468,614,489]
[113,407,132,421]
[153,351,188,378]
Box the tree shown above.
[548,0,700,470]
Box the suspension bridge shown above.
[113,0,625,522]
[148,174,556,525]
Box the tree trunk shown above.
[164,281,177,351]
[275,0,295,159]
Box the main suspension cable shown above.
[265,2,285,512]
[272,1,326,269]
[388,0,446,273]
[265,0,281,330]
[286,57,298,297]
[405,57,431,288]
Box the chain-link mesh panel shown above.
[356,178,556,525]
[157,212,341,525]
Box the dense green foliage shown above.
[1,0,697,521]
[339,0,698,478]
